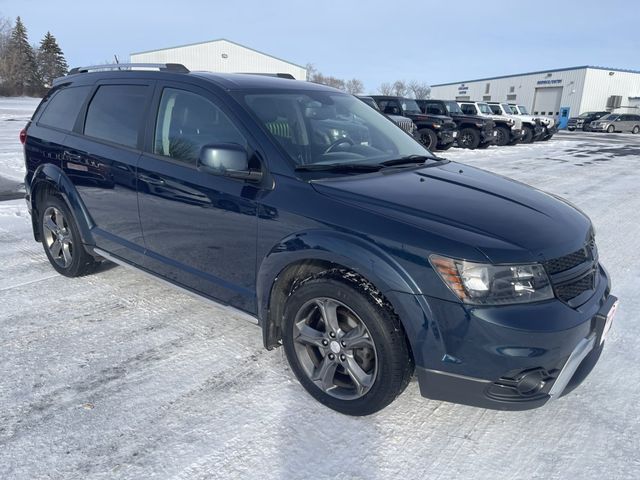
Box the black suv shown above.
[416,99,497,149]
[567,111,609,132]
[369,96,458,151]
[22,64,617,415]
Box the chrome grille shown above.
[395,119,415,134]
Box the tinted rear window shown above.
[84,85,148,148]
[38,86,92,131]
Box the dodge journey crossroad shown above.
[21,64,617,415]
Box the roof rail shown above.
[240,72,297,80]
[68,63,190,75]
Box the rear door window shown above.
[37,86,92,131]
[84,85,149,149]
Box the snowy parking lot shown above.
[1,99,639,479]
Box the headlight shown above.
[430,255,554,305]
[432,122,442,128]
[475,122,485,128]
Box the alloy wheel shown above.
[42,206,73,268]
[292,297,378,400]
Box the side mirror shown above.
[198,144,263,182]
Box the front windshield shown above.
[478,103,493,115]
[600,114,618,121]
[401,99,422,115]
[502,103,516,114]
[517,105,529,114]
[578,112,595,118]
[443,101,463,114]
[244,92,433,167]
[488,104,501,115]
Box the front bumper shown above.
[590,124,609,132]
[480,128,498,145]
[436,128,458,146]
[414,264,614,410]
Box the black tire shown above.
[607,125,615,133]
[582,124,590,132]
[417,128,438,151]
[282,272,413,416]
[457,128,481,149]
[495,126,510,146]
[567,127,575,132]
[632,125,639,134]
[39,195,99,277]
[521,125,534,144]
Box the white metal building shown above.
[430,66,640,118]
[130,38,307,80]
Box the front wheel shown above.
[607,125,615,133]
[457,128,481,149]
[567,127,575,132]
[632,126,639,134]
[39,195,99,277]
[495,126,510,146]
[282,273,413,416]
[521,126,534,143]
[417,129,438,151]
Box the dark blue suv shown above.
[21,64,617,415]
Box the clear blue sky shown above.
[2,0,638,94]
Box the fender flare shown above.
[256,229,441,361]
[29,163,95,245]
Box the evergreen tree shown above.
[1,17,41,95]
[37,31,68,87]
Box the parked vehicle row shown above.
[360,96,556,151]
[588,113,640,134]
[22,64,616,416]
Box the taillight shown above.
[19,128,27,145]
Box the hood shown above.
[311,162,591,263]
[449,113,492,125]
[406,113,454,124]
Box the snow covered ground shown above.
[1,99,639,479]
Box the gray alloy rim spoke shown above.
[43,217,58,234]
[341,324,374,350]
[50,239,63,258]
[344,356,373,396]
[61,241,72,267]
[316,298,341,334]
[312,355,339,391]
[294,322,326,349]
[53,208,65,229]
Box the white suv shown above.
[509,104,556,141]
[458,101,524,146]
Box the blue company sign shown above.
[458,83,469,92]
[537,79,562,85]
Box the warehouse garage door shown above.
[533,87,563,116]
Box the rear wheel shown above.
[521,126,534,144]
[282,273,413,416]
[457,128,480,149]
[632,126,639,134]
[495,126,510,146]
[417,129,438,151]
[39,195,98,277]
[607,125,615,133]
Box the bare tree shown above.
[305,62,348,91]
[409,80,431,99]
[392,80,410,97]
[377,82,393,95]
[345,78,364,95]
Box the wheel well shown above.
[31,181,59,242]
[264,260,415,364]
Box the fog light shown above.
[516,371,546,396]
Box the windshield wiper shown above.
[379,155,440,167]
[295,162,382,172]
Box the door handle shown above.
[139,174,166,186]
